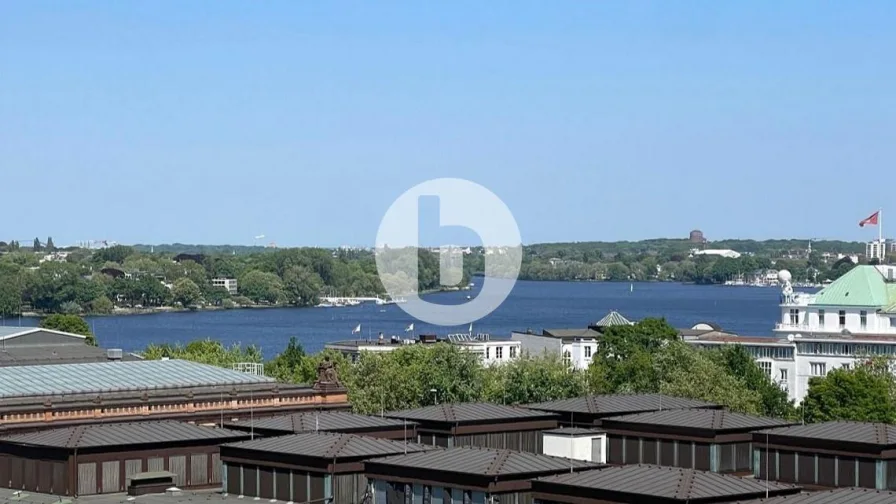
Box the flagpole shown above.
[880,207,883,250]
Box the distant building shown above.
[689,229,705,243]
[212,277,238,295]
[325,333,520,366]
[511,311,633,370]
[867,239,888,261]
[692,249,741,259]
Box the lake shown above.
[8,281,796,357]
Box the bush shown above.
[89,296,114,314]
[60,301,82,314]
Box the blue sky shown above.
[2,1,894,247]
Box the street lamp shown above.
[430,388,438,405]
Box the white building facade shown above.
[325,334,520,367]
[212,278,239,295]
[688,266,896,403]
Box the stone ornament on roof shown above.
[315,356,341,389]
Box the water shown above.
[8,281,794,357]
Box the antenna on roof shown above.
[315,411,320,432]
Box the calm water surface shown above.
[11,281,804,357]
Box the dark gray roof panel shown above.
[223,431,434,459]
[226,411,409,433]
[543,427,605,436]
[385,402,557,424]
[603,409,794,432]
[1,421,248,449]
[0,344,141,366]
[758,422,896,446]
[536,465,799,500]
[741,488,896,503]
[368,446,600,476]
[526,394,719,416]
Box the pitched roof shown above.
[0,359,272,398]
[542,427,605,436]
[226,411,409,433]
[367,446,600,476]
[602,409,794,433]
[593,310,634,327]
[0,344,141,367]
[541,328,602,339]
[758,422,896,446]
[0,327,87,342]
[222,431,434,460]
[526,394,719,416]
[810,265,895,307]
[533,465,800,501]
[740,488,896,503]
[385,402,556,424]
[0,421,247,449]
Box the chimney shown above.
[106,348,123,360]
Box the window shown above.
[495,346,503,359]
[509,346,517,358]
[818,309,825,328]
[485,347,490,359]
[585,346,592,358]
[563,350,571,367]
[839,310,846,329]
[842,363,851,371]
[810,362,827,377]
[860,311,868,329]
[758,361,772,377]
[780,369,788,381]
[789,309,799,325]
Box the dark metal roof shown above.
[367,446,600,476]
[757,422,896,446]
[0,344,141,367]
[534,465,800,501]
[385,402,557,424]
[603,409,794,433]
[526,394,719,416]
[541,328,602,339]
[0,421,248,449]
[225,411,410,433]
[740,488,896,503]
[223,431,435,460]
[0,487,235,504]
[543,427,605,436]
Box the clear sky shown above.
[2,1,894,247]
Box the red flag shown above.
[859,211,880,227]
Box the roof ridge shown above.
[441,403,456,423]
[586,395,599,414]
[323,433,355,458]
[673,468,696,500]
[485,450,513,476]
[876,423,889,445]
[66,425,89,448]
[711,410,724,430]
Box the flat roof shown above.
[533,465,801,502]
[543,427,605,436]
[602,409,795,433]
[385,402,557,424]
[0,344,141,367]
[0,487,233,504]
[757,422,896,446]
[526,394,720,416]
[0,359,273,398]
[225,411,411,433]
[541,328,602,339]
[366,446,600,477]
[222,431,435,460]
[0,421,248,449]
[740,488,896,503]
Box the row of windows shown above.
[484,346,517,359]
[748,346,794,360]
[798,342,896,357]
[791,309,877,329]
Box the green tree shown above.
[481,353,588,404]
[89,296,115,314]
[141,339,263,367]
[239,270,284,304]
[266,336,309,382]
[0,263,24,317]
[283,265,323,306]
[171,278,202,307]
[93,245,135,264]
[346,343,483,415]
[711,345,796,419]
[802,358,896,423]
[40,314,96,346]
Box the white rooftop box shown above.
[541,427,606,464]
